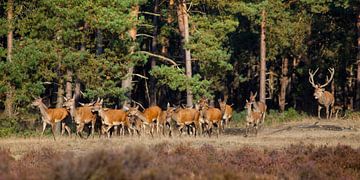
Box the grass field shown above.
[1,117,360,179]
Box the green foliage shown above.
[150,65,212,99]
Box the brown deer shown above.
[127,105,162,137]
[157,103,175,136]
[249,92,267,125]
[31,98,71,140]
[63,97,97,138]
[198,103,222,138]
[308,68,335,119]
[91,99,131,138]
[218,98,233,130]
[167,105,200,137]
[244,99,262,137]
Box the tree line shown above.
[0,0,359,119]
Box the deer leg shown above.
[91,120,95,138]
[64,125,71,136]
[244,123,249,137]
[217,123,220,138]
[41,121,47,138]
[318,105,322,119]
[50,124,56,141]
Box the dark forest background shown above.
[0,0,359,122]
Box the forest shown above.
[0,0,359,133]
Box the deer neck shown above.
[134,111,148,122]
[37,103,50,121]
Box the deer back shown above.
[143,106,162,123]
[46,108,69,123]
[172,108,197,125]
[74,106,97,124]
[101,109,127,125]
[204,108,222,123]
[318,91,335,106]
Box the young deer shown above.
[92,99,131,138]
[308,68,335,119]
[249,92,267,126]
[31,98,71,140]
[244,99,262,137]
[127,105,162,137]
[218,98,233,130]
[63,97,97,138]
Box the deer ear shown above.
[167,102,170,108]
[135,105,139,110]
[79,102,85,106]
[97,97,100,102]
[64,97,68,101]
[254,92,257,98]
[246,99,248,103]
[100,99,103,104]
[123,105,129,111]
[218,99,221,103]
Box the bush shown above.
[0,114,38,138]
[232,108,308,127]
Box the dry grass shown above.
[0,118,359,179]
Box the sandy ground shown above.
[0,118,359,159]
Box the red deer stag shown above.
[249,92,267,126]
[218,98,233,130]
[308,68,335,119]
[92,99,131,138]
[127,105,162,137]
[244,99,262,137]
[63,97,97,138]
[31,98,71,140]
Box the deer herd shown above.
[31,68,337,140]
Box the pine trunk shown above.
[356,10,360,109]
[122,5,139,101]
[259,9,267,104]
[5,0,14,117]
[149,0,159,106]
[65,70,72,99]
[177,0,193,107]
[279,57,289,112]
[55,79,64,135]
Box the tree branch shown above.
[137,51,179,67]
[132,73,149,79]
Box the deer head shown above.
[308,68,334,100]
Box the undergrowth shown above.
[0,144,359,179]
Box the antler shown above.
[320,68,335,88]
[308,68,319,88]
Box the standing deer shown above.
[91,99,131,138]
[308,68,335,119]
[249,92,267,125]
[63,97,97,138]
[127,105,162,137]
[167,105,200,137]
[31,98,71,140]
[244,99,262,137]
[199,103,222,138]
[218,98,233,130]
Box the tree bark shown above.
[177,0,193,107]
[122,5,139,101]
[55,78,64,135]
[259,9,267,104]
[5,0,14,117]
[65,70,72,99]
[161,0,174,55]
[356,10,360,109]
[279,57,289,112]
[149,0,159,106]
